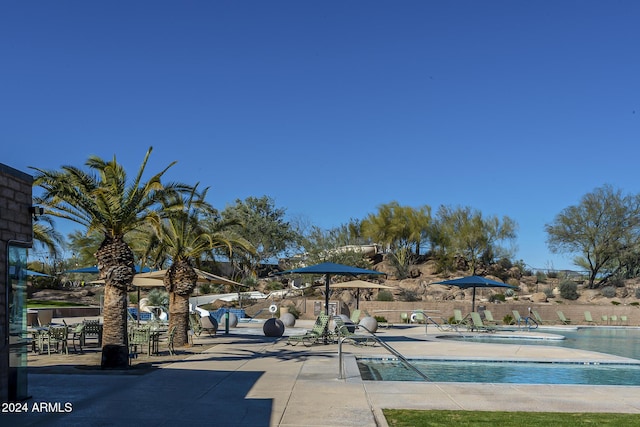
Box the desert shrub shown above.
[535,271,547,283]
[286,304,300,319]
[374,316,387,323]
[559,280,579,300]
[611,301,620,306]
[128,292,138,305]
[147,288,169,307]
[503,314,514,325]
[397,288,419,302]
[543,287,555,298]
[608,276,626,288]
[489,293,506,303]
[547,270,558,279]
[264,281,283,291]
[504,288,515,297]
[601,286,616,298]
[631,301,640,306]
[376,290,394,301]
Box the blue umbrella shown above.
[278,262,385,315]
[433,275,518,312]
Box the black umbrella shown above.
[278,262,385,315]
[433,275,518,312]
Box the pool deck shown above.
[9,319,640,426]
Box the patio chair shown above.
[69,323,85,353]
[200,315,218,336]
[37,309,53,327]
[483,310,499,325]
[557,311,571,324]
[620,315,629,325]
[128,326,151,358]
[584,311,597,325]
[333,316,375,346]
[167,326,177,356]
[47,325,69,355]
[610,315,618,325]
[189,312,203,336]
[287,314,331,347]
[350,309,361,324]
[469,312,496,333]
[601,315,609,325]
[82,319,103,347]
[400,312,409,324]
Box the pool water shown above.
[357,358,640,385]
[438,327,640,360]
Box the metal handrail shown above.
[338,324,431,381]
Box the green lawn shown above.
[27,300,88,308]
[383,410,640,427]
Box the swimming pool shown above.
[437,327,640,360]
[357,357,640,385]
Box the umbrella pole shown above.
[356,288,360,310]
[324,274,331,345]
[472,287,476,312]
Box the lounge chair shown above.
[620,315,629,325]
[333,316,375,346]
[601,315,609,325]
[287,314,331,347]
[411,312,425,324]
[610,315,618,325]
[584,311,597,325]
[469,312,496,333]
[350,309,361,324]
[532,310,546,325]
[557,311,571,324]
[484,310,499,325]
[512,310,523,325]
[400,312,409,324]
[452,309,466,325]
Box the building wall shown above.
[0,163,33,402]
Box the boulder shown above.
[530,292,548,303]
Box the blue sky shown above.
[2,1,639,271]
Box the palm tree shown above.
[32,216,64,259]
[151,185,254,347]
[32,147,183,368]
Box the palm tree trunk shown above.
[169,293,190,347]
[96,236,135,369]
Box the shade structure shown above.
[433,275,518,312]
[65,265,152,274]
[329,280,394,309]
[278,262,385,315]
[135,268,246,288]
[24,269,53,277]
[88,277,166,288]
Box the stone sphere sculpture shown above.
[221,312,238,328]
[359,316,378,333]
[263,318,285,337]
[280,312,296,327]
